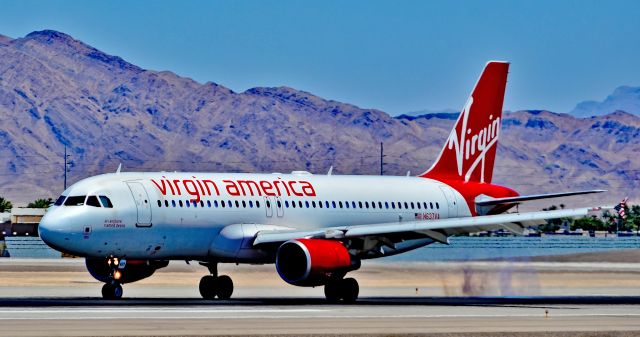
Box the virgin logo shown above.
[445,97,501,183]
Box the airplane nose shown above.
[39,210,73,252]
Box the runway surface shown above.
[3,297,640,336]
[3,258,640,336]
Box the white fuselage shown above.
[39,171,470,261]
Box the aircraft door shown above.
[263,196,273,218]
[439,186,458,218]
[275,196,284,217]
[127,182,152,227]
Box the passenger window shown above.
[64,196,86,206]
[436,202,440,209]
[423,202,428,209]
[358,201,363,208]
[86,196,101,207]
[228,200,232,208]
[179,200,184,207]
[54,195,66,206]
[276,200,281,208]
[398,202,402,209]
[200,201,204,207]
[186,200,190,208]
[266,200,271,208]
[371,202,376,209]
[156,200,161,208]
[345,201,349,209]
[250,200,254,208]
[256,201,260,208]
[391,202,395,209]
[312,201,316,208]
[242,200,247,208]
[165,200,169,207]
[385,202,389,209]
[207,200,211,208]
[339,201,343,208]
[172,200,176,208]
[299,201,303,208]
[234,200,239,208]
[404,202,409,209]
[292,201,296,208]
[325,201,330,208]
[378,202,382,209]
[411,202,415,209]
[430,202,434,209]
[305,201,310,208]
[221,200,225,208]
[352,201,356,209]
[284,201,289,208]
[365,202,369,209]
[332,201,336,208]
[319,201,323,208]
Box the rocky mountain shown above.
[571,85,640,117]
[0,30,637,208]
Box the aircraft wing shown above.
[253,207,604,246]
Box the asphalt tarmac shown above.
[3,258,640,336]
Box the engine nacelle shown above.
[85,258,169,284]
[275,239,357,287]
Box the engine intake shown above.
[85,258,168,284]
[276,239,357,286]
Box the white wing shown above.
[253,207,603,246]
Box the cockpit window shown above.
[54,195,66,206]
[64,196,86,206]
[99,196,113,208]
[86,196,101,207]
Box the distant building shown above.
[0,208,47,239]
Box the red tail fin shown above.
[421,61,509,183]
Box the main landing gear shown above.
[324,277,359,303]
[199,262,234,300]
[102,256,124,299]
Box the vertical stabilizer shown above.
[421,61,509,183]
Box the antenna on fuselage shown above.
[116,163,122,174]
[327,166,333,176]
[406,171,411,177]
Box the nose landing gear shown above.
[102,256,125,299]
[102,281,123,299]
[199,262,234,300]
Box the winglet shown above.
[116,163,122,174]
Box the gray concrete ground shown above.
[2,257,640,336]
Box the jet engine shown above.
[275,239,358,286]
[85,258,169,284]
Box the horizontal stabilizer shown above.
[475,190,606,207]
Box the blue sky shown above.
[1,0,639,115]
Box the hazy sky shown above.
[1,0,639,115]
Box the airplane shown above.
[38,61,604,302]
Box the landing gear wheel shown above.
[324,278,359,303]
[324,281,341,303]
[216,275,234,300]
[340,278,359,303]
[199,275,217,300]
[199,275,234,300]
[102,283,123,299]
